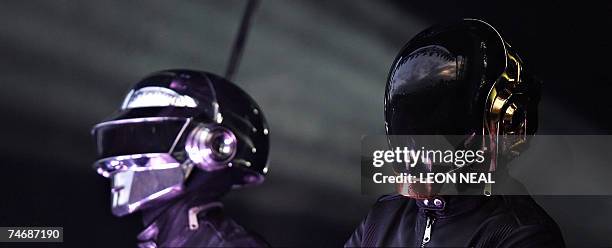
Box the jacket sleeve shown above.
[497,224,566,248]
[346,194,404,247]
[220,232,270,248]
[344,215,367,247]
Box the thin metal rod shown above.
[224,0,260,81]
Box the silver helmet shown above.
[92,69,270,216]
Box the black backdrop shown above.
[1,1,611,247]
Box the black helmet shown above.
[385,19,540,137]
[384,19,542,197]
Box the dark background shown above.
[0,1,611,247]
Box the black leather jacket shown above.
[345,194,565,247]
[137,198,268,248]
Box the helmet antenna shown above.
[224,0,260,81]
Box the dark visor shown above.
[385,45,475,135]
[93,118,188,158]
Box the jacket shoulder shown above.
[490,196,565,247]
[369,193,413,219]
[197,208,270,247]
[376,193,406,202]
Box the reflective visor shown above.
[385,45,475,135]
[93,118,189,159]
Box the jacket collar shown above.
[137,194,223,244]
[415,195,490,218]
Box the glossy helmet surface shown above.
[92,69,269,216]
[384,19,541,196]
[385,19,540,138]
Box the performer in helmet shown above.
[92,69,269,247]
[346,19,564,247]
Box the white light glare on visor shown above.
[95,153,182,178]
[121,86,198,109]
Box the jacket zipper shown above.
[421,214,435,247]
